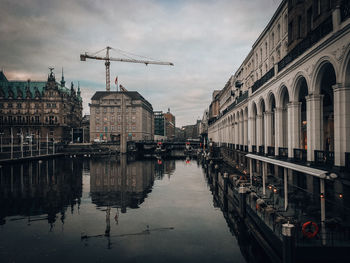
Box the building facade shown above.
[163,109,175,141]
[0,69,82,143]
[154,111,166,141]
[89,91,154,142]
[208,0,350,168]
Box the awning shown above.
[246,154,329,178]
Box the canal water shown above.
[0,156,268,263]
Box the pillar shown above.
[287,102,301,158]
[244,117,248,147]
[239,186,247,218]
[275,107,284,155]
[282,223,295,263]
[264,111,273,154]
[306,94,323,161]
[333,84,350,166]
[284,168,288,211]
[256,114,263,148]
[248,117,256,152]
[240,119,244,147]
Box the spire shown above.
[61,67,65,87]
[48,67,55,82]
[77,81,81,97]
[70,81,76,96]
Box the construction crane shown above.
[80,46,174,91]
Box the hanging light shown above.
[320,193,325,198]
[339,194,343,199]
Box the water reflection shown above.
[0,159,82,228]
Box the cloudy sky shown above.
[0,0,281,127]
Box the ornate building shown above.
[0,69,83,143]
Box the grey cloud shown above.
[0,0,282,126]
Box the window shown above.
[17,103,22,108]
[298,16,302,38]
[307,7,312,32]
[277,24,281,41]
[265,42,268,56]
[96,126,100,132]
[103,107,107,113]
[35,116,39,123]
[288,21,293,42]
[47,103,51,108]
[284,14,288,34]
[8,103,13,108]
[110,107,114,113]
[271,32,274,48]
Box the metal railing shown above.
[258,145,265,155]
[278,147,288,158]
[251,68,275,94]
[293,148,307,163]
[346,152,350,171]
[267,146,275,156]
[278,16,333,72]
[244,145,248,152]
[252,145,257,153]
[314,150,334,167]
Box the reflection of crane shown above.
[80,46,174,91]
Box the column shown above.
[240,119,244,147]
[287,102,301,158]
[244,117,248,147]
[333,84,350,166]
[306,94,323,161]
[264,111,273,154]
[275,107,284,155]
[248,117,256,152]
[256,114,263,148]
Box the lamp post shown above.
[0,132,3,153]
[10,128,13,159]
[17,132,23,158]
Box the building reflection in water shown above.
[0,158,83,229]
[90,155,156,213]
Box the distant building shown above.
[182,121,200,140]
[81,115,90,143]
[0,69,82,143]
[163,108,175,141]
[154,111,166,141]
[89,91,154,142]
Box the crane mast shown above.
[80,46,174,91]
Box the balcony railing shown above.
[258,145,265,155]
[314,150,334,167]
[236,144,240,150]
[267,146,275,156]
[278,16,333,72]
[240,145,243,151]
[244,145,248,152]
[251,68,275,94]
[278,147,288,158]
[346,152,350,171]
[293,148,307,163]
[252,145,257,153]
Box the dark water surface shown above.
[0,157,249,263]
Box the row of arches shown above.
[212,52,350,166]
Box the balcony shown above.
[293,148,307,163]
[267,146,275,156]
[251,68,275,94]
[314,150,334,167]
[278,16,333,72]
[278,147,288,159]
